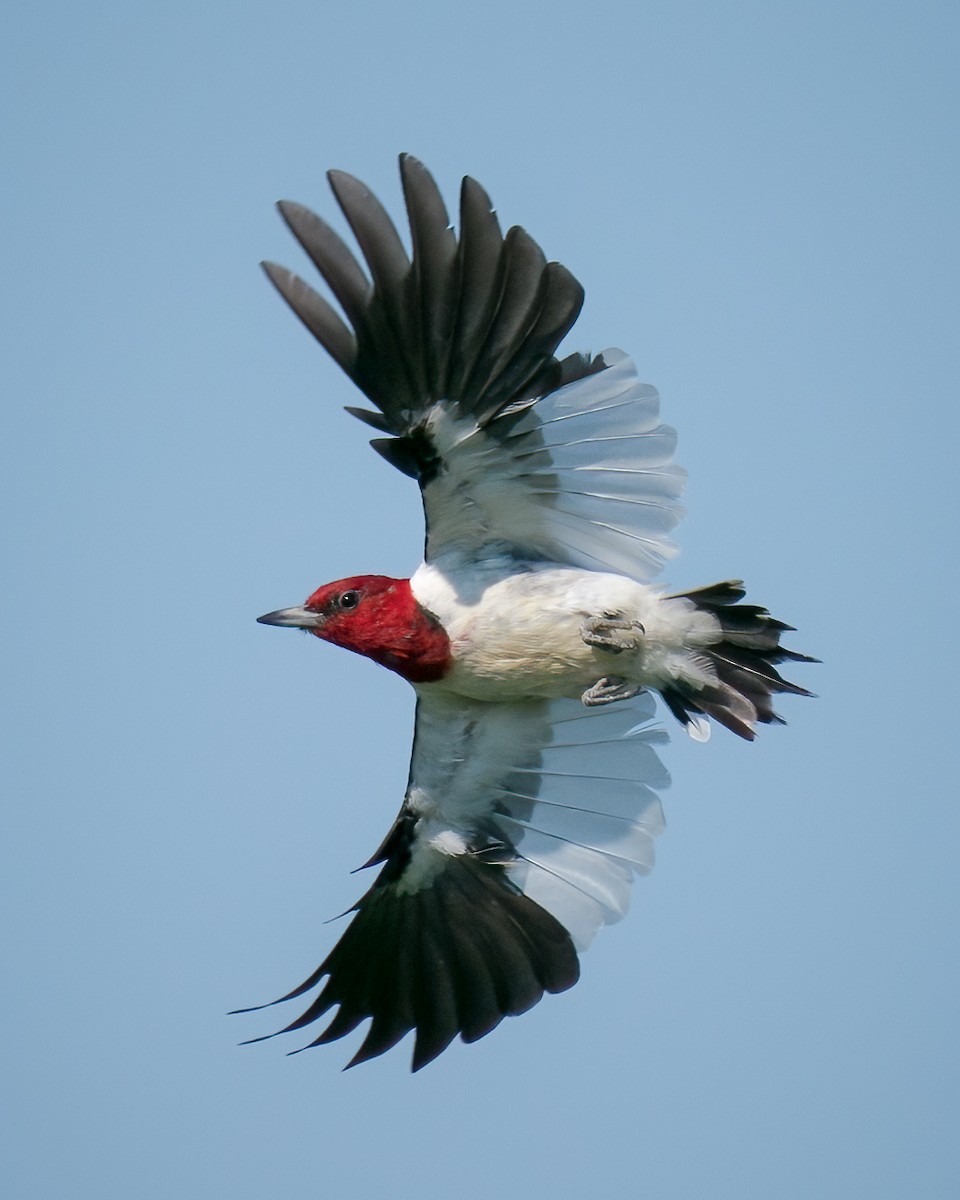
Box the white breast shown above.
[410,556,719,703]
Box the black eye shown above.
[338,590,360,611]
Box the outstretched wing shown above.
[237,692,668,1071]
[264,154,685,580]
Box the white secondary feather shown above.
[421,350,686,580]
[405,689,669,950]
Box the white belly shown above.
[410,557,717,703]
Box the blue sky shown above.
[3,1,958,1196]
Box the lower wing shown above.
[235,690,669,1070]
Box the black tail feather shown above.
[664,580,816,741]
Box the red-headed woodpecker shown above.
[241,155,814,1071]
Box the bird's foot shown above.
[581,676,643,706]
[580,611,645,654]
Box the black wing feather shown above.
[260,261,358,378]
[409,888,463,1070]
[238,837,578,1071]
[463,226,547,417]
[400,154,459,400]
[265,154,587,475]
[445,173,507,402]
[275,200,371,329]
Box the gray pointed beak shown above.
[256,605,324,629]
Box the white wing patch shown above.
[409,689,669,951]
[497,695,668,949]
[423,350,685,580]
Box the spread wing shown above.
[264,154,685,580]
[237,692,668,1071]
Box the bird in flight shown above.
[241,154,814,1070]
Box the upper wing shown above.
[239,691,668,1071]
[264,154,685,579]
[420,348,684,577]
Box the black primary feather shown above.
[264,154,590,481]
[234,840,579,1072]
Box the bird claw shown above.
[580,611,645,654]
[581,676,643,706]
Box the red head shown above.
[258,575,451,684]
